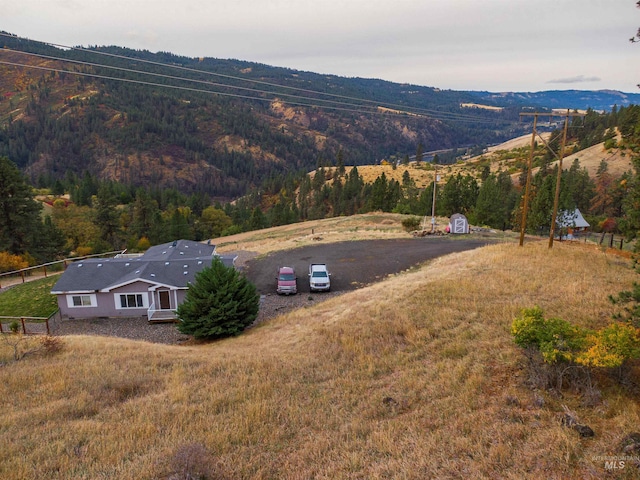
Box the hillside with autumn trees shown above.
[0,33,640,267]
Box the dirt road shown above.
[243,237,492,295]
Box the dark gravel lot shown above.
[243,237,492,295]
[50,237,492,344]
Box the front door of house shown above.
[159,290,171,310]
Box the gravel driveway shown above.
[243,237,491,294]
[51,237,492,344]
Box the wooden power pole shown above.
[431,162,438,233]
[518,110,585,247]
[548,111,571,248]
[519,114,537,247]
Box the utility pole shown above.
[431,161,438,232]
[518,111,585,247]
[548,110,571,248]
[519,115,537,247]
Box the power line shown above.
[517,111,586,247]
[0,59,438,117]
[1,48,383,114]
[0,56,502,123]
[0,32,507,124]
[0,32,489,120]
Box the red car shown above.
[276,266,297,295]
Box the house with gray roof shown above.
[556,208,590,239]
[51,239,236,322]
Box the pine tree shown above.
[94,184,122,249]
[177,257,260,339]
[369,173,388,211]
[249,207,268,230]
[590,160,615,216]
[473,175,502,228]
[0,156,43,255]
[439,173,479,216]
[131,188,162,241]
[415,143,424,165]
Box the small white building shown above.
[448,213,470,234]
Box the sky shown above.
[2,0,640,93]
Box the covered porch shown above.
[147,287,180,323]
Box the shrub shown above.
[576,322,640,368]
[40,335,65,356]
[401,216,422,232]
[177,257,260,340]
[1,334,65,361]
[9,320,20,333]
[75,246,93,257]
[511,307,586,364]
[599,217,618,233]
[610,282,640,328]
[161,442,224,480]
[0,251,28,273]
[512,307,640,370]
[136,236,151,251]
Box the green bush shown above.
[512,307,640,369]
[176,257,260,340]
[401,216,422,232]
[511,307,586,363]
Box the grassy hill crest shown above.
[1,216,638,479]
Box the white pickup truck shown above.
[309,263,331,292]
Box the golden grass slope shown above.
[1,232,639,479]
[215,213,415,255]
[312,134,633,196]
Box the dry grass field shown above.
[214,213,419,255]
[1,216,639,479]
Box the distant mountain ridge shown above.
[0,32,637,199]
[467,89,640,111]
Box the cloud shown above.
[547,75,601,85]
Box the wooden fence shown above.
[0,250,127,289]
[537,228,629,250]
[567,231,627,250]
[0,310,61,336]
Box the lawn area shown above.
[0,276,59,318]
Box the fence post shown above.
[620,238,624,250]
[0,322,3,333]
[46,317,50,335]
[21,317,26,334]
[43,265,47,278]
[20,270,25,283]
[609,234,614,248]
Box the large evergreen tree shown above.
[439,173,479,216]
[472,172,515,229]
[131,188,162,242]
[94,183,122,249]
[177,257,260,339]
[0,156,45,256]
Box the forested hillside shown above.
[0,33,522,200]
[1,33,640,267]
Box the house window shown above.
[66,294,97,308]
[119,294,144,308]
[73,295,92,306]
